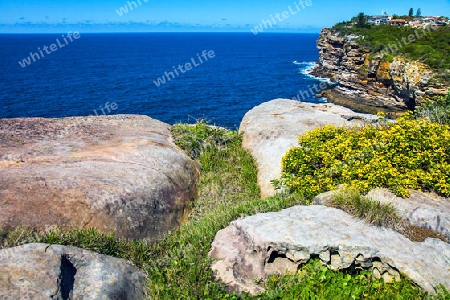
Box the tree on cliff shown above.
[416,8,422,17]
[355,12,369,28]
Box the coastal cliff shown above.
[312,28,449,114]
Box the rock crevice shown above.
[0,243,146,299]
[54,255,77,300]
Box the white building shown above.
[368,13,389,25]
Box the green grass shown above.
[262,259,427,300]
[146,122,307,298]
[329,188,403,228]
[325,188,443,242]
[1,121,449,299]
[171,121,260,219]
[170,120,239,160]
[0,226,152,269]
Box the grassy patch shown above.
[0,226,152,270]
[171,120,239,160]
[262,259,427,300]
[171,121,261,220]
[328,188,448,242]
[330,188,403,228]
[146,122,307,298]
[0,226,42,249]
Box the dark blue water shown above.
[0,33,322,129]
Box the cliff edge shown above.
[312,28,449,114]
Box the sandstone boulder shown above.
[0,115,200,241]
[209,205,450,295]
[0,243,146,299]
[239,99,377,197]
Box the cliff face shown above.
[313,29,448,113]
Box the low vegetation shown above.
[263,258,429,300]
[170,120,239,160]
[3,121,447,298]
[416,92,450,125]
[330,188,403,228]
[277,112,450,198]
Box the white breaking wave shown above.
[292,61,336,84]
[292,61,316,75]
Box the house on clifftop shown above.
[368,13,388,25]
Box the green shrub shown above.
[416,92,450,125]
[279,113,450,198]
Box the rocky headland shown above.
[312,28,449,114]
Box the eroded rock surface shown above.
[0,115,200,241]
[239,99,377,197]
[0,243,146,299]
[209,205,450,295]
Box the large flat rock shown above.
[0,115,200,241]
[0,243,146,299]
[239,99,378,197]
[209,205,450,295]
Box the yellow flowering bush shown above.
[279,112,450,198]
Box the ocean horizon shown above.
[1,32,325,129]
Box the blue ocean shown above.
[0,33,322,129]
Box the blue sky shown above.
[0,0,449,33]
